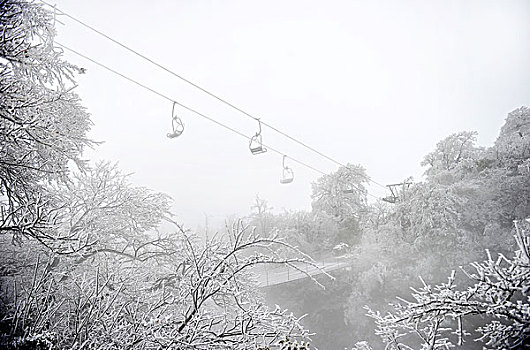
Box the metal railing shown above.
[256,255,353,287]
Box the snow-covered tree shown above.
[495,106,530,165]
[0,0,93,243]
[311,164,368,222]
[249,195,275,238]
[42,161,171,254]
[1,219,315,349]
[421,131,483,184]
[359,219,530,350]
[489,107,530,224]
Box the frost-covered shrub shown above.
[359,219,530,350]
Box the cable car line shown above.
[57,42,381,200]
[39,0,387,190]
[56,42,342,179]
[57,42,380,200]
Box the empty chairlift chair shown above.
[167,102,184,138]
[280,155,294,184]
[249,119,267,154]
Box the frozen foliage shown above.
[1,142,314,349]
[0,0,93,243]
[46,161,172,254]
[1,157,315,349]
[495,106,530,163]
[311,164,368,222]
[0,218,314,349]
[360,219,530,350]
[259,107,530,348]
[421,131,481,181]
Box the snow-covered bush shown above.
[357,219,530,349]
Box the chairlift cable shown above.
[57,43,372,190]
[57,43,380,199]
[39,0,387,190]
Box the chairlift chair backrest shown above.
[249,119,267,154]
[167,118,184,138]
[280,168,294,184]
[280,155,294,184]
[249,134,266,154]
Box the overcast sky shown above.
[49,0,530,230]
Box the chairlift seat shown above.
[280,177,293,184]
[249,135,266,155]
[250,145,266,154]
[167,130,183,138]
[280,167,294,184]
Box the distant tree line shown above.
[248,107,530,349]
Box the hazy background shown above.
[48,0,530,229]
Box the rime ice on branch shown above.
[0,0,93,244]
[358,219,530,350]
